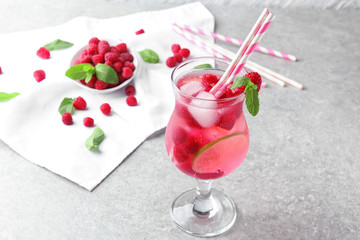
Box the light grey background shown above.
[0,1,360,240]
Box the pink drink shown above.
[165,69,249,180]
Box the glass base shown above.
[171,188,237,237]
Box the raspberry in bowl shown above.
[69,38,139,94]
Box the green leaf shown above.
[44,39,73,51]
[230,77,250,89]
[86,127,105,151]
[244,84,259,116]
[58,97,75,115]
[85,72,93,83]
[65,63,94,80]
[95,64,118,84]
[0,92,20,101]
[194,64,213,69]
[138,49,159,63]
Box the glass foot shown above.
[171,188,237,237]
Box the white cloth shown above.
[0,2,214,191]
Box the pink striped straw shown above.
[213,13,275,99]
[176,22,297,62]
[172,23,288,88]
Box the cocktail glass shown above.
[165,57,250,237]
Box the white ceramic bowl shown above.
[69,39,139,94]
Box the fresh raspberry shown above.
[62,112,73,125]
[121,67,133,79]
[135,29,145,35]
[87,43,98,55]
[89,37,100,44]
[125,85,136,96]
[33,70,46,82]
[221,86,245,98]
[123,61,134,70]
[36,47,50,59]
[86,76,97,88]
[116,43,127,53]
[202,74,218,85]
[126,95,137,106]
[117,73,125,84]
[110,47,119,54]
[74,59,81,65]
[171,44,181,54]
[95,80,109,90]
[172,127,188,145]
[73,96,87,110]
[100,103,111,115]
[98,40,110,55]
[244,72,262,92]
[108,79,120,88]
[119,52,133,62]
[217,114,236,130]
[80,54,92,64]
[166,56,177,68]
[173,138,199,163]
[104,61,112,66]
[79,79,86,85]
[92,54,104,65]
[83,117,94,127]
[112,62,123,72]
[173,53,183,63]
[0,66,3,74]
[104,52,118,63]
[179,48,190,58]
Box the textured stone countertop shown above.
[0,1,359,240]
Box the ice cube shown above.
[180,81,205,96]
[188,91,219,128]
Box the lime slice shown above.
[192,132,248,173]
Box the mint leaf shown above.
[138,49,159,63]
[95,64,118,84]
[65,63,94,80]
[86,127,105,151]
[85,72,93,83]
[194,64,213,69]
[44,39,73,51]
[58,97,75,115]
[0,92,20,101]
[244,84,259,116]
[230,77,250,89]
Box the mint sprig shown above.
[65,63,118,84]
[58,97,75,115]
[138,49,159,63]
[0,92,20,101]
[86,127,105,151]
[231,77,260,116]
[44,39,73,51]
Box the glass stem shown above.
[193,179,213,215]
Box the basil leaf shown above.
[194,64,212,69]
[58,97,75,115]
[138,49,159,63]
[95,64,118,84]
[0,92,20,101]
[86,127,105,151]
[44,39,73,51]
[65,63,94,80]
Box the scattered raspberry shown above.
[0,66,2,74]
[116,43,127,53]
[171,44,181,54]
[166,56,177,68]
[121,67,133,79]
[95,80,109,90]
[100,103,111,115]
[104,52,118,63]
[62,112,73,125]
[244,72,262,92]
[87,43,98,55]
[33,70,46,82]
[112,62,123,73]
[179,48,190,58]
[173,53,183,63]
[126,95,137,106]
[120,52,133,62]
[135,29,145,35]
[89,37,100,44]
[125,85,136,96]
[73,96,87,110]
[83,117,94,127]
[36,47,50,59]
[92,54,104,65]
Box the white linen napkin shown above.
[0,2,215,191]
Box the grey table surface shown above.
[1,1,359,240]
